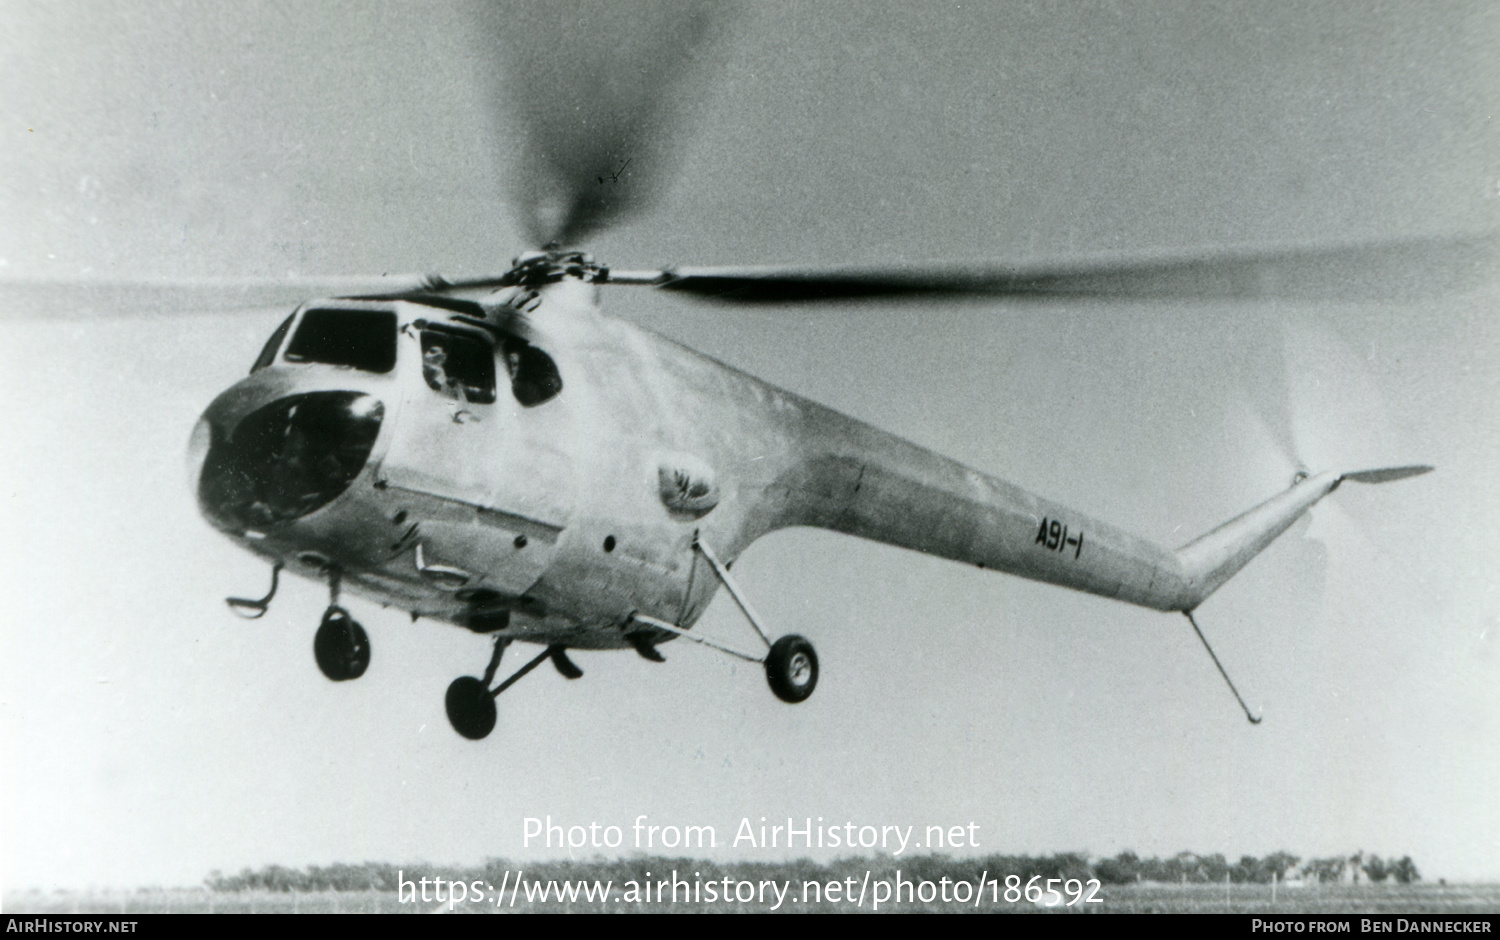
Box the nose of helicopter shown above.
[190,391,385,533]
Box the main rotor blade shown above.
[0,274,513,318]
[643,233,1497,304]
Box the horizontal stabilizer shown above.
[1340,465,1434,485]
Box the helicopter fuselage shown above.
[191,269,1352,658]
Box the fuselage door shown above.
[377,318,562,597]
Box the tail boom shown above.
[766,408,1429,614]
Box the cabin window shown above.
[421,328,497,405]
[283,308,398,373]
[500,337,563,406]
[250,314,294,373]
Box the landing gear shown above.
[226,561,371,681]
[444,637,583,740]
[314,607,370,681]
[444,676,496,740]
[625,533,822,706]
[309,568,368,682]
[765,634,818,703]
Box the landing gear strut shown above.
[627,534,820,705]
[312,569,369,682]
[444,638,583,740]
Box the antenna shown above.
[1184,610,1263,724]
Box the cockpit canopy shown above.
[250,301,562,406]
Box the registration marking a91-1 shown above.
[1034,518,1084,559]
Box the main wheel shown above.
[445,676,497,740]
[313,607,370,681]
[765,634,818,703]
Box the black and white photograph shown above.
[2,0,1497,918]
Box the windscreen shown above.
[250,314,294,373]
[283,308,398,373]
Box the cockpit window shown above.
[421,328,496,405]
[250,314,294,373]
[283,308,397,374]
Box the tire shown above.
[445,676,497,740]
[765,634,818,703]
[313,607,370,681]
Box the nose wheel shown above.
[314,606,370,681]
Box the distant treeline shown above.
[205,851,1419,893]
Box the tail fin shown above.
[1173,465,1432,610]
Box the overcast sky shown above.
[3,1,1498,891]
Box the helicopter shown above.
[180,1,1460,742]
[188,241,1435,740]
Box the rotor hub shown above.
[504,248,609,288]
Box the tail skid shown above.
[1172,464,1429,723]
